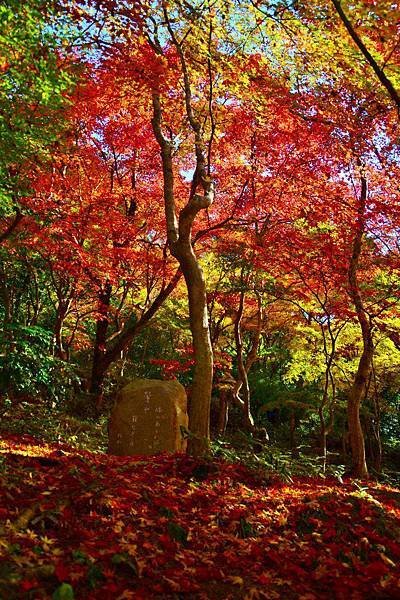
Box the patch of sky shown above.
[302,309,332,325]
[180,167,196,181]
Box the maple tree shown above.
[26,0,395,470]
[8,28,400,600]
[1,0,400,493]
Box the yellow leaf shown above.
[227,575,244,586]
[116,591,137,600]
[113,520,124,533]
[379,553,396,568]
[40,535,55,545]
[25,529,38,540]
[244,589,268,600]
[277,514,288,526]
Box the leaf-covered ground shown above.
[0,434,399,600]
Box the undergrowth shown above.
[211,437,347,483]
[1,397,399,487]
[0,398,108,453]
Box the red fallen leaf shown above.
[62,506,73,519]
[257,573,271,585]
[55,563,70,581]
[288,564,308,577]
[322,528,337,540]
[158,533,177,552]
[229,507,247,520]
[2,432,400,600]
[195,566,223,581]
[365,561,390,579]
[103,581,120,593]
[20,579,38,591]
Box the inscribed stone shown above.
[108,379,188,456]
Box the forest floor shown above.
[0,432,399,600]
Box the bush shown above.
[0,324,79,404]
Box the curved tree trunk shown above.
[0,207,22,245]
[150,10,217,456]
[173,243,213,455]
[347,344,372,478]
[152,83,215,456]
[87,269,181,403]
[370,366,383,473]
[318,319,338,472]
[347,168,370,479]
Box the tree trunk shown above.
[347,167,370,479]
[217,390,229,436]
[54,299,71,361]
[347,346,371,478]
[318,407,328,472]
[150,19,216,454]
[0,266,12,331]
[172,243,213,456]
[370,382,383,473]
[90,280,112,407]
[0,208,22,244]
[0,264,13,349]
[233,289,255,432]
[54,312,65,360]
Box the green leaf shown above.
[239,517,254,539]
[111,553,138,574]
[159,506,174,518]
[52,583,74,600]
[167,521,188,544]
[71,549,89,564]
[87,564,105,589]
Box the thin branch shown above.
[331,0,400,111]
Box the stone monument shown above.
[108,379,188,456]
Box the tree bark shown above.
[217,389,229,436]
[54,298,72,361]
[90,280,112,407]
[233,289,256,432]
[370,366,382,473]
[347,168,370,478]
[0,265,12,331]
[172,241,213,455]
[347,348,371,478]
[318,319,338,471]
[149,6,218,455]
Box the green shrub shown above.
[0,324,79,404]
